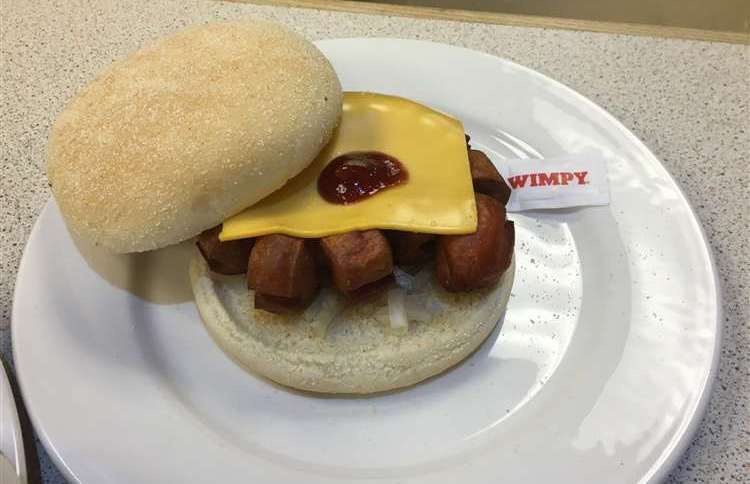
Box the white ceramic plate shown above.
[13,39,720,483]
[0,362,26,484]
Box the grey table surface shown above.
[1,0,748,482]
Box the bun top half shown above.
[47,21,342,253]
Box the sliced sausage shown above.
[320,230,393,293]
[469,149,511,205]
[254,293,310,314]
[346,273,395,302]
[385,231,436,266]
[436,194,515,292]
[248,234,318,313]
[196,225,253,275]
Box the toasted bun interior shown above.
[189,252,515,394]
[47,21,342,253]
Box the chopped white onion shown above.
[393,266,415,291]
[405,298,432,322]
[306,288,345,338]
[387,288,408,334]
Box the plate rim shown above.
[12,37,722,484]
[0,360,27,484]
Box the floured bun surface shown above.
[47,21,342,253]
[190,251,515,394]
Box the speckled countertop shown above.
[1,0,748,482]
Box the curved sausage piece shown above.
[385,231,436,266]
[248,234,318,313]
[436,194,515,292]
[254,293,311,314]
[347,274,396,302]
[320,230,393,293]
[196,225,253,275]
[469,149,511,205]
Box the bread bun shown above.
[190,251,515,394]
[47,21,342,253]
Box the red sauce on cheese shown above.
[318,151,408,204]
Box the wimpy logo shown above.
[500,153,608,211]
[507,171,589,189]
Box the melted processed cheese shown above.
[220,92,477,241]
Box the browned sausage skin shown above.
[254,293,311,313]
[320,230,393,293]
[248,234,318,313]
[347,274,396,302]
[196,225,253,275]
[436,193,514,292]
[468,149,511,205]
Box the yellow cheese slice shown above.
[220,92,477,241]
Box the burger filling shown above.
[197,139,515,314]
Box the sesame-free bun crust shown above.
[190,251,515,394]
[47,21,342,253]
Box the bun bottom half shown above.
[190,251,515,394]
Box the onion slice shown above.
[387,288,409,334]
[305,288,345,337]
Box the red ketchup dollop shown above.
[317,151,408,204]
